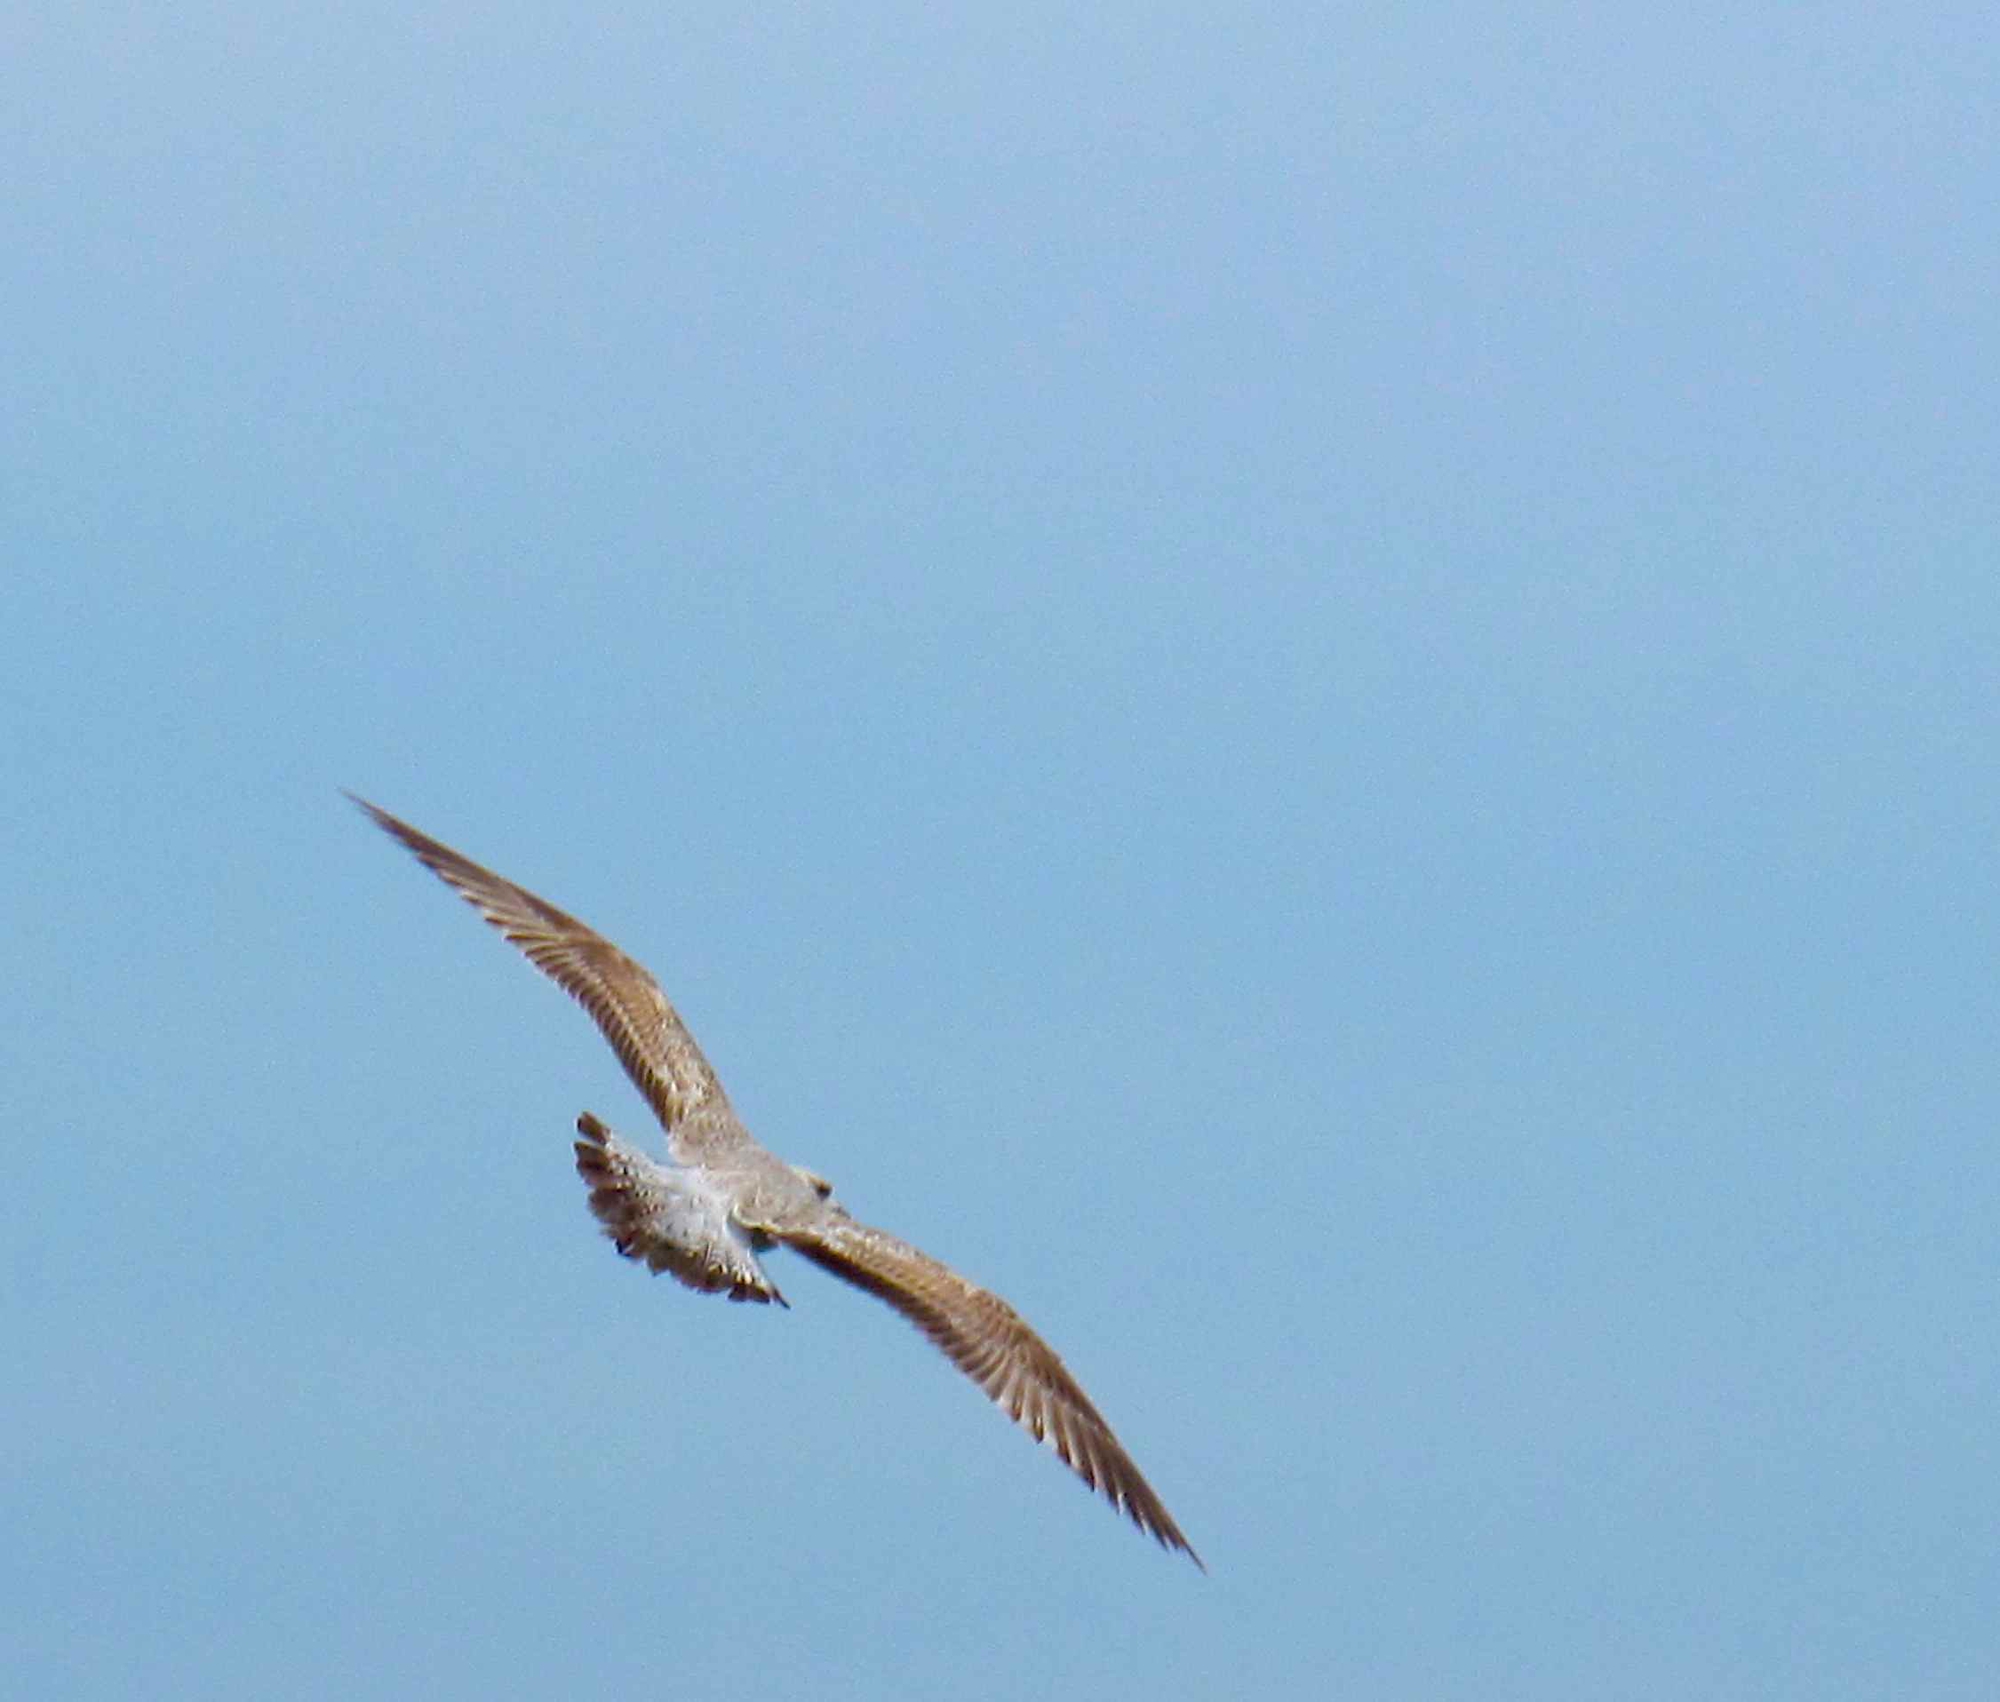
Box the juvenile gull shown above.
[353,796,1199,1566]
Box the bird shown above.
[351,795,1199,1565]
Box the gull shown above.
[352,797,1199,1565]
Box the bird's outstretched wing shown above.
[779,1215,1201,1567]
[351,795,746,1163]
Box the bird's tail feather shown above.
[573,1112,785,1305]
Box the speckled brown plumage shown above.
[354,795,1199,1566]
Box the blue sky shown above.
[5,5,1997,1698]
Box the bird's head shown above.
[790,1164,835,1201]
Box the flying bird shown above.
[352,796,1198,1565]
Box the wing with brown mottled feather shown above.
[780,1216,1200,1566]
[351,796,746,1164]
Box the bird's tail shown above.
[573,1113,786,1305]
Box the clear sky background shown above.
[4,6,1996,1699]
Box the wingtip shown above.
[1140,1505,1204,1571]
[345,791,411,841]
